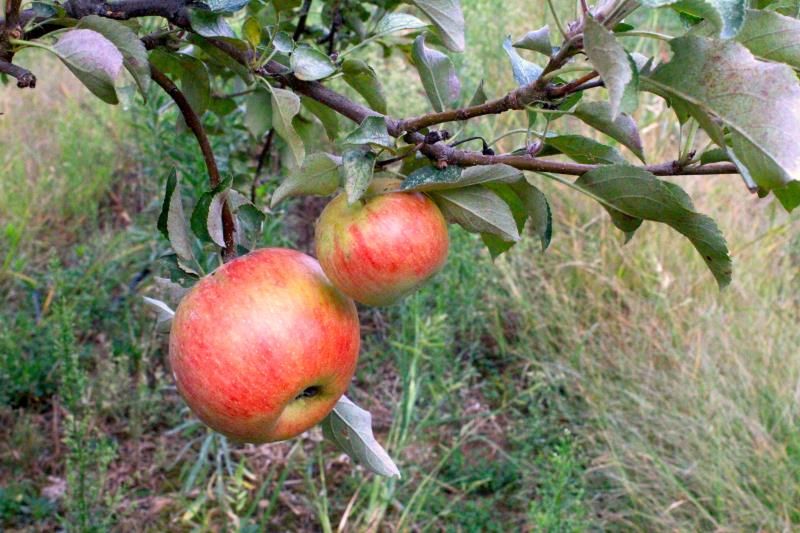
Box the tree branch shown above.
[0,58,35,87]
[150,63,237,262]
[292,0,313,42]
[252,129,275,203]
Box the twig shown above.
[318,0,342,55]
[150,63,237,262]
[292,0,313,42]
[0,58,35,87]
[251,129,274,203]
[548,71,599,98]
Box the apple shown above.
[169,248,361,443]
[315,192,449,306]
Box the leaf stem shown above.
[547,0,569,39]
[616,30,674,42]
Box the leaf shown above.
[53,29,123,104]
[178,55,211,118]
[302,97,340,140]
[321,396,401,478]
[412,34,461,113]
[375,12,429,35]
[511,181,552,252]
[271,153,341,207]
[158,170,196,264]
[731,9,800,69]
[645,35,800,205]
[409,0,465,52]
[142,296,175,333]
[341,147,376,204]
[77,16,150,96]
[342,59,387,114]
[502,36,542,86]
[269,87,305,167]
[188,9,235,37]
[700,147,730,165]
[513,26,552,56]
[468,80,488,106]
[480,184,528,258]
[191,176,233,247]
[573,165,732,287]
[583,17,633,120]
[544,135,628,165]
[643,0,745,38]
[242,16,262,48]
[340,116,393,151]
[195,0,249,13]
[291,45,336,81]
[244,89,272,138]
[403,164,522,191]
[573,101,645,162]
[434,186,521,242]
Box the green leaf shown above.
[271,153,341,207]
[480,183,528,258]
[502,36,542,86]
[188,9,235,37]
[644,0,746,38]
[573,165,732,287]
[53,29,123,104]
[178,55,211,118]
[342,59,387,114]
[573,101,645,162]
[409,0,465,52]
[645,36,800,205]
[403,164,522,191]
[341,147,376,204]
[244,89,272,138]
[375,12,429,35]
[195,0,249,13]
[511,181,552,252]
[291,45,336,81]
[774,181,800,212]
[433,186,521,242]
[700,147,731,165]
[187,34,253,83]
[468,80,488,106]
[583,17,633,120]
[269,87,305,167]
[321,396,401,479]
[340,116,394,151]
[77,16,150,96]
[242,16,262,48]
[191,176,234,247]
[730,9,800,69]
[513,26,552,56]
[157,170,196,264]
[301,97,340,140]
[544,135,628,165]
[412,34,461,113]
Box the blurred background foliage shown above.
[1,0,799,530]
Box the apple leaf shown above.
[502,36,542,86]
[573,101,645,163]
[321,395,401,479]
[52,29,123,104]
[409,0,465,52]
[142,296,175,333]
[194,0,249,13]
[302,97,341,141]
[158,170,196,266]
[77,15,150,97]
[403,164,522,191]
[342,59,387,114]
[291,45,337,81]
[340,116,394,151]
[513,26,552,57]
[412,34,461,113]
[375,12,429,35]
[726,9,800,68]
[271,153,342,207]
[583,17,633,120]
[645,35,800,208]
[191,176,233,247]
[244,89,272,139]
[468,80,488,106]
[269,87,305,168]
[188,9,235,37]
[341,147,377,204]
[433,186,521,242]
[511,181,552,252]
[542,135,628,165]
[480,183,528,258]
[641,0,745,38]
[571,165,732,287]
[178,54,211,118]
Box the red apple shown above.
[169,248,360,443]
[315,192,449,306]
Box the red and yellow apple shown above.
[169,248,360,443]
[315,192,449,306]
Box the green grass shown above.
[2,1,800,531]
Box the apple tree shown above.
[3,0,800,477]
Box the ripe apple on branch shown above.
[4,0,800,476]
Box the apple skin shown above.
[169,248,360,444]
[315,192,449,306]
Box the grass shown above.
[2,1,800,531]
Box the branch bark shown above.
[150,63,237,262]
[0,58,35,87]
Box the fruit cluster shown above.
[169,192,449,443]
